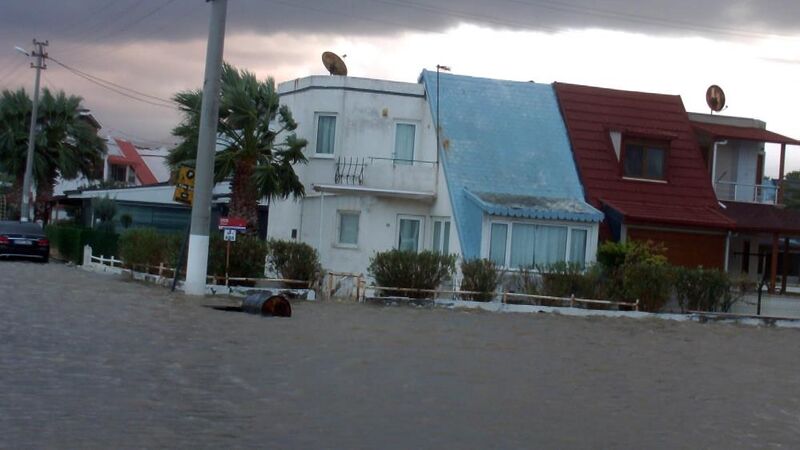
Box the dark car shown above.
[0,221,49,262]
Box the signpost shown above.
[171,167,196,292]
[219,217,246,286]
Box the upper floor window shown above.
[110,164,126,183]
[623,140,667,180]
[315,114,336,155]
[394,123,416,165]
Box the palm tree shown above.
[0,88,106,221]
[167,63,308,230]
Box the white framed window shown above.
[432,218,451,254]
[393,122,416,165]
[337,211,359,247]
[397,215,424,252]
[315,113,337,155]
[488,219,590,269]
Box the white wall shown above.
[268,75,458,276]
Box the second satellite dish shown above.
[322,51,348,76]
[706,85,726,112]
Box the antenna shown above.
[706,85,726,114]
[322,51,348,76]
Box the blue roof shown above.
[420,71,602,259]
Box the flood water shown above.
[2,261,800,449]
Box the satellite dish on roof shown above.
[706,85,726,113]
[322,51,348,76]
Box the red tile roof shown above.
[691,121,800,146]
[553,82,734,230]
[113,138,158,185]
[721,202,800,235]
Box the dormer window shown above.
[623,139,667,180]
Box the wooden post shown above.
[782,237,790,294]
[225,240,231,287]
[158,263,164,277]
[778,143,787,204]
[769,233,779,294]
[570,294,575,308]
[502,291,508,304]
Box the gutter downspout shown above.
[318,192,325,260]
[723,231,731,272]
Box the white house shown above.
[271,75,459,275]
[269,72,603,276]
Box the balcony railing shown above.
[714,181,777,204]
[333,156,437,192]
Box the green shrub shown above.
[597,240,672,312]
[538,261,600,299]
[673,267,736,313]
[515,266,540,296]
[118,228,180,269]
[44,225,119,264]
[207,233,269,279]
[460,259,501,302]
[93,196,117,234]
[120,213,133,229]
[368,250,456,298]
[267,239,320,286]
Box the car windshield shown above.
[0,221,45,237]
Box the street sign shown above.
[173,167,195,205]
[219,216,247,230]
[223,229,237,241]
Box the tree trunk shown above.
[228,156,259,233]
[35,179,55,224]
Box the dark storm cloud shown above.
[2,0,799,46]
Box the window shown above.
[432,218,451,253]
[489,223,508,266]
[394,123,416,165]
[623,140,667,180]
[315,114,336,155]
[398,216,423,252]
[338,211,359,246]
[569,229,588,268]
[490,220,589,269]
[127,168,137,185]
[110,164,126,183]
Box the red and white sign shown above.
[219,217,247,231]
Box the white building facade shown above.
[270,76,460,275]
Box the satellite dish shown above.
[322,51,348,76]
[706,85,726,112]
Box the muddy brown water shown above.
[2,261,800,449]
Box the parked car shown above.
[0,221,49,263]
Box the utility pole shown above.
[184,0,228,296]
[20,39,48,222]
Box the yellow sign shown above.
[173,167,195,205]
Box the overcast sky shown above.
[1,0,799,175]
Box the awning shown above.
[721,201,800,235]
[691,121,800,146]
[601,198,734,230]
[465,189,603,223]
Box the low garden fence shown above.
[365,285,640,311]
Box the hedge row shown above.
[45,225,118,264]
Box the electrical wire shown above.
[49,56,175,105]
[49,56,178,110]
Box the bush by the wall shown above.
[538,261,601,299]
[267,239,320,286]
[368,250,456,298]
[460,259,501,302]
[596,240,672,312]
[673,267,736,313]
[118,228,181,270]
[45,225,119,264]
[207,233,269,280]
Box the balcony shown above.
[714,181,777,204]
[336,156,437,191]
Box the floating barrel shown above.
[242,293,292,317]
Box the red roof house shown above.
[105,138,159,186]
[554,82,734,268]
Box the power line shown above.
[50,56,176,105]
[50,56,178,110]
